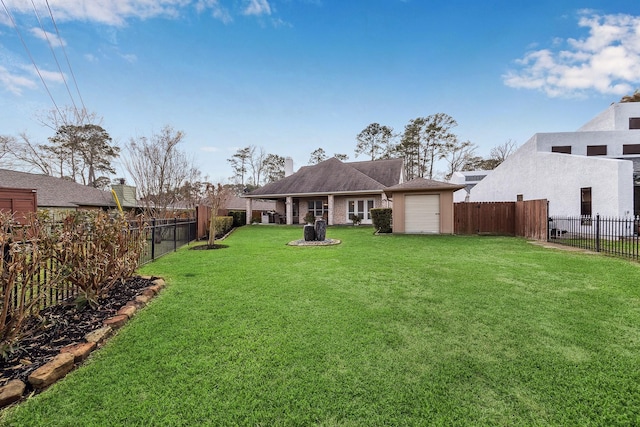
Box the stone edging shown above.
[0,277,166,409]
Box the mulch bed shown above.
[0,276,158,394]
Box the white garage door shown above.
[405,194,440,233]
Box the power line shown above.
[0,0,64,119]
[44,0,88,123]
[30,0,81,122]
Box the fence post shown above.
[151,218,156,261]
[595,214,600,253]
[174,217,177,252]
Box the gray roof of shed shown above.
[246,157,404,197]
[0,169,115,208]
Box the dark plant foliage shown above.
[371,208,392,233]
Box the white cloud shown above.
[243,0,272,17]
[504,12,640,98]
[29,27,67,47]
[0,0,273,26]
[0,65,37,95]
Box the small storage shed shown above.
[385,178,464,234]
[0,187,37,224]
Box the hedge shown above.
[371,208,392,233]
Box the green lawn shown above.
[2,226,640,426]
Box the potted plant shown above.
[304,211,316,225]
[350,214,362,226]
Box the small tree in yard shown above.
[207,183,233,247]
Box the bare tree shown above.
[207,183,233,247]
[248,145,267,186]
[442,139,477,180]
[123,126,200,217]
[489,139,518,164]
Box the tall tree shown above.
[309,147,327,164]
[355,123,394,160]
[248,145,267,186]
[47,124,119,187]
[263,154,285,183]
[420,113,458,179]
[123,125,200,217]
[227,146,251,185]
[396,119,423,180]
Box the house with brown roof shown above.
[0,169,117,218]
[243,157,404,225]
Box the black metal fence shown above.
[548,215,640,260]
[133,217,198,265]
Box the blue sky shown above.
[1,0,640,182]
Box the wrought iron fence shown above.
[134,217,198,265]
[548,215,640,260]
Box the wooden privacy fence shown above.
[454,200,548,240]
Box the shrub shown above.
[228,211,245,228]
[51,211,147,308]
[349,214,362,226]
[0,211,62,357]
[211,216,233,237]
[371,208,392,233]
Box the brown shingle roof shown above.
[0,169,115,208]
[385,177,465,193]
[246,157,403,197]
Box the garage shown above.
[405,194,440,233]
[384,177,465,234]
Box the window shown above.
[586,145,607,156]
[464,175,486,182]
[581,187,592,224]
[630,118,640,129]
[623,144,640,155]
[307,200,327,217]
[516,194,523,202]
[551,146,572,154]
[347,199,374,223]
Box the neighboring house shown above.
[222,196,276,223]
[384,178,464,234]
[469,102,640,218]
[243,157,404,225]
[0,169,116,218]
[449,170,489,203]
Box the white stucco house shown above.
[469,102,640,218]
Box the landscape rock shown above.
[0,379,26,407]
[85,326,113,344]
[152,278,166,288]
[60,342,96,363]
[135,294,152,305]
[28,353,75,389]
[117,305,137,318]
[141,288,155,298]
[146,284,163,295]
[103,314,129,330]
